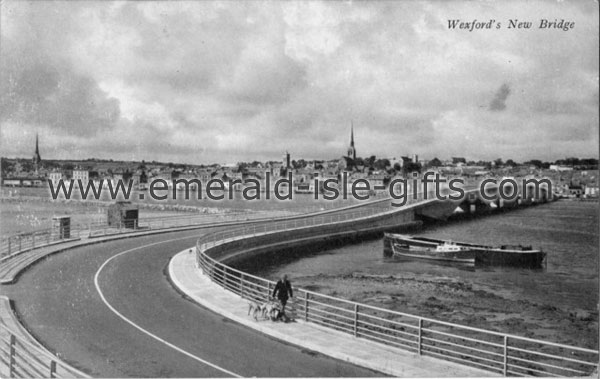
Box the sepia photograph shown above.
[0,0,598,377]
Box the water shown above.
[262,201,598,308]
[252,201,599,347]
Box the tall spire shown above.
[347,122,356,161]
[33,133,42,173]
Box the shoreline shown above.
[236,201,599,352]
[287,271,598,351]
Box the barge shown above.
[391,240,476,264]
[384,233,546,268]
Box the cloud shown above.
[0,2,122,138]
[489,84,511,112]
[0,1,598,163]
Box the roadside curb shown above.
[0,220,269,284]
[168,249,497,378]
[0,198,392,285]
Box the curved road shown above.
[2,229,382,377]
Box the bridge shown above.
[1,182,596,377]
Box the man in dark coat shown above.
[272,274,293,321]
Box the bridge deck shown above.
[170,249,499,377]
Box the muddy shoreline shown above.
[287,271,598,350]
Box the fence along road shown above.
[0,296,90,378]
[0,195,394,377]
[194,210,598,377]
[2,189,594,376]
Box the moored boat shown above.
[384,234,546,268]
[392,240,476,264]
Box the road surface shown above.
[2,228,383,377]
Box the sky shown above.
[0,1,598,165]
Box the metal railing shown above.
[191,189,438,250]
[195,217,598,377]
[0,192,405,378]
[0,321,87,378]
[0,195,394,260]
[1,180,479,261]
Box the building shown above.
[584,184,599,198]
[339,124,357,172]
[72,168,89,183]
[49,170,64,185]
[549,164,574,172]
[32,134,42,173]
[347,124,356,161]
[283,152,291,171]
[567,184,584,198]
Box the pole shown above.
[50,360,57,378]
[9,334,15,377]
[240,274,244,298]
[304,292,309,321]
[354,304,359,337]
[503,335,508,376]
[418,318,423,355]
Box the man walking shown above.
[272,274,293,321]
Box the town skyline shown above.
[1,1,598,164]
[1,132,598,168]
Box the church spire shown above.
[347,122,356,161]
[33,133,42,173]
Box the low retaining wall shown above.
[205,207,416,263]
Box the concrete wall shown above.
[203,207,419,267]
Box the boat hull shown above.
[392,243,476,264]
[385,234,546,268]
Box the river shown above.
[248,200,599,349]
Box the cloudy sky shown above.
[1,1,598,164]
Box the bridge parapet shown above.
[194,202,597,377]
[0,296,90,378]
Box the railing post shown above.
[304,292,309,321]
[8,237,11,255]
[240,274,244,298]
[503,335,508,376]
[9,334,15,377]
[267,282,271,301]
[354,304,359,337]
[32,233,35,249]
[418,318,423,355]
[50,360,57,378]
[18,236,21,252]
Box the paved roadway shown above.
[1,228,383,377]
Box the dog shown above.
[247,300,263,321]
[247,299,282,321]
[262,299,282,321]
[248,298,284,321]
